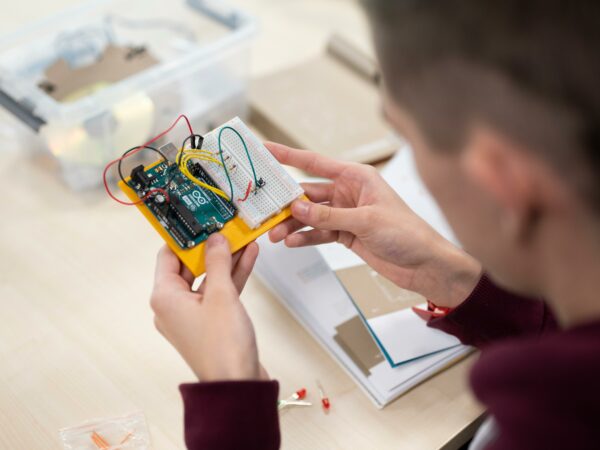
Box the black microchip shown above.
[188,162,236,217]
[168,197,203,237]
[147,201,187,247]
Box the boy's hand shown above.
[267,142,481,308]
[151,235,266,381]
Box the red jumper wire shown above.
[102,114,194,206]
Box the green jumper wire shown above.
[217,125,259,201]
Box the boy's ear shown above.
[461,126,541,241]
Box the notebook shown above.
[254,145,470,407]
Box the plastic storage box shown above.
[0,0,256,189]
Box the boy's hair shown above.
[362,0,600,210]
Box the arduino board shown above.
[118,117,304,276]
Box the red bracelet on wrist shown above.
[412,300,454,321]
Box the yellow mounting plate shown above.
[118,160,302,276]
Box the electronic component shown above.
[130,164,151,189]
[169,196,204,238]
[129,159,235,249]
[201,117,304,229]
[158,142,179,162]
[116,116,305,276]
[316,380,331,412]
[278,388,311,410]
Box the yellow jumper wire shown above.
[176,148,230,201]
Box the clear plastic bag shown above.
[59,411,151,449]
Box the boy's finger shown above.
[180,265,196,285]
[291,200,359,233]
[231,242,259,293]
[269,218,306,242]
[285,229,339,247]
[155,246,180,276]
[154,246,190,292]
[301,182,335,203]
[264,142,346,179]
[231,249,244,267]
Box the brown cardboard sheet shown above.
[249,38,398,164]
[336,265,425,320]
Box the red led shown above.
[295,388,307,400]
[316,380,330,412]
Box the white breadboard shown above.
[199,117,304,229]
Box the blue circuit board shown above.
[128,160,236,249]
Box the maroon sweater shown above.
[179,275,600,449]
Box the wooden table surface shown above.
[0,1,484,449]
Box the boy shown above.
[149,1,600,448]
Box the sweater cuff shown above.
[426,274,495,344]
[427,274,550,347]
[180,380,280,450]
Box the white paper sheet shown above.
[255,238,470,407]
[317,146,462,365]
